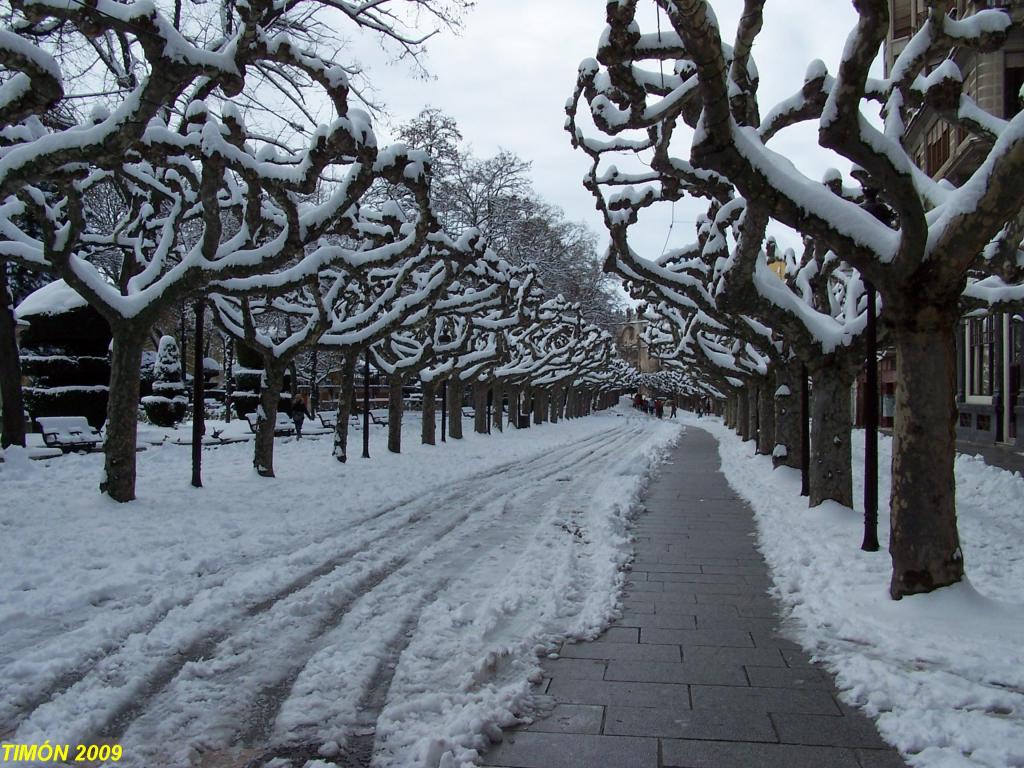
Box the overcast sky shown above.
[350,1,867,267]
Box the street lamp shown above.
[858,183,890,552]
[362,351,371,459]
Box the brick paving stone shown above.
[482,427,907,768]
[560,642,680,662]
[605,704,776,742]
[661,739,862,768]
[484,732,657,768]
[522,704,603,735]
[605,660,747,686]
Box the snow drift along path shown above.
[0,406,681,767]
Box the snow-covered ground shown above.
[0,405,681,768]
[683,414,1024,768]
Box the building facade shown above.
[614,310,662,375]
[885,0,1024,446]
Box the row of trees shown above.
[0,0,628,501]
[568,0,1024,599]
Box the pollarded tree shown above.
[569,0,1024,597]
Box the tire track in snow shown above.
[16,422,642,761]
[7,426,622,744]
[230,421,649,768]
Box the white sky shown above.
[350,0,867,266]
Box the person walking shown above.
[292,392,312,439]
[655,399,664,419]
[670,399,678,418]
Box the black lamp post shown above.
[439,330,451,443]
[362,351,370,459]
[858,184,891,551]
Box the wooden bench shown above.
[462,408,475,419]
[318,412,338,429]
[35,416,103,453]
[244,411,296,436]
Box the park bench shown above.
[369,410,389,427]
[462,407,475,419]
[244,412,296,436]
[318,412,337,429]
[35,416,103,453]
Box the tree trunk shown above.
[492,383,503,432]
[421,379,437,445]
[533,389,545,424]
[889,322,964,599]
[0,261,26,449]
[756,378,774,456]
[773,363,801,469]
[736,389,750,440]
[333,356,355,462]
[448,377,463,439]
[101,329,146,502]
[474,382,488,434]
[747,385,759,443]
[387,373,404,453]
[253,363,284,478]
[809,365,853,508]
[549,386,560,423]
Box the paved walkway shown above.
[483,427,906,768]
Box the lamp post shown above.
[860,184,889,552]
[438,330,451,443]
[362,351,370,459]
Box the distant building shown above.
[614,309,662,375]
[884,0,1024,446]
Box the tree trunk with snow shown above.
[736,389,750,440]
[388,373,404,453]
[756,377,774,456]
[0,263,25,449]
[474,382,488,434]
[421,379,437,445]
[333,357,355,463]
[253,363,285,478]
[747,386,759,444]
[888,317,963,599]
[448,378,463,439]
[773,363,801,470]
[809,365,853,508]
[533,389,546,424]
[100,328,147,502]
[492,383,503,432]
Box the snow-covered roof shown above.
[15,279,88,319]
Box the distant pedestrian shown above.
[670,399,677,418]
[655,399,664,419]
[292,393,312,438]
[634,392,643,410]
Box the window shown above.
[926,122,951,175]
[968,317,994,397]
[1005,67,1024,119]
[893,0,913,38]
